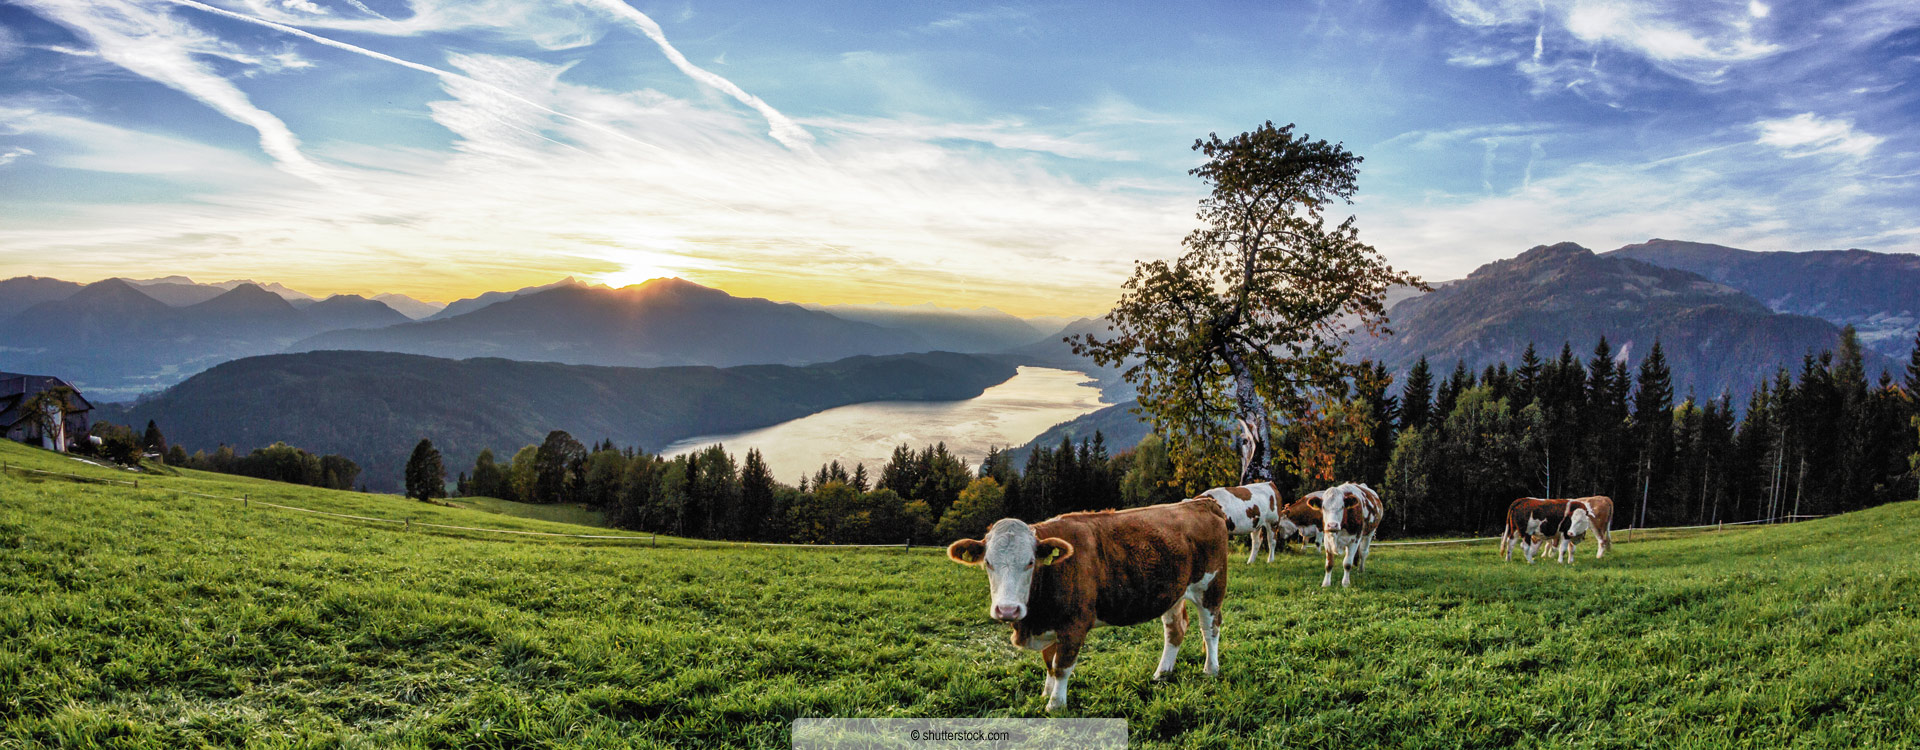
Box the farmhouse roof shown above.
[0,372,94,428]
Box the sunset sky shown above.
[1,0,1916,316]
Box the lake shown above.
[660,366,1110,483]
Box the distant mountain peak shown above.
[1516,241,1593,262]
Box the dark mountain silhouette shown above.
[0,276,88,319]
[809,302,1045,352]
[1349,242,1897,398]
[426,277,585,320]
[304,294,413,330]
[292,278,931,368]
[1604,239,1920,356]
[101,350,1018,491]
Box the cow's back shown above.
[1025,501,1228,632]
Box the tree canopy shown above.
[1074,122,1420,485]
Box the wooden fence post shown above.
[905,538,911,551]
[405,519,411,531]
[244,494,250,508]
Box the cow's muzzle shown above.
[991,604,1025,621]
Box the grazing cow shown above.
[946,499,1230,711]
[1569,495,1616,558]
[1501,498,1596,564]
[1197,481,1285,563]
[1262,492,1326,551]
[1318,483,1384,587]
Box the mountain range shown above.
[1605,239,1920,356]
[1348,241,1903,399]
[0,279,415,400]
[100,350,1019,491]
[292,278,936,369]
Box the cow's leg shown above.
[1154,601,1188,681]
[1322,542,1336,588]
[1044,634,1083,712]
[1501,528,1514,561]
[1597,526,1611,558]
[1341,535,1359,587]
[1191,569,1225,677]
[1355,533,1373,573]
[1039,644,1058,704]
[1522,536,1537,564]
[1265,524,1279,563]
[1245,528,1259,565]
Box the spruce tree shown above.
[1400,357,1433,430]
[142,420,167,454]
[1632,340,1673,527]
[404,438,446,501]
[740,449,776,540]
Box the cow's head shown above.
[1319,485,1355,539]
[947,518,1074,622]
[1566,503,1594,540]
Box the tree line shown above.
[403,426,1181,545]
[80,419,362,491]
[1365,329,1920,535]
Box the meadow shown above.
[2,438,1916,748]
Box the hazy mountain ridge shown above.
[803,301,1047,353]
[1605,239,1920,356]
[0,279,409,400]
[101,350,1019,491]
[291,278,934,369]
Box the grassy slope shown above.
[3,439,1916,749]
[445,496,608,529]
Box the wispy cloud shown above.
[1755,113,1883,159]
[572,0,816,154]
[14,0,334,184]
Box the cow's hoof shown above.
[1045,700,1067,713]
[1152,671,1172,683]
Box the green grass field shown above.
[3,438,1917,748]
[444,496,609,529]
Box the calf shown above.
[1197,481,1285,563]
[1501,498,1595,564]
[1318,483,1384,587]
[946,499,1230,711]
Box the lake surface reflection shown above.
[660,366,1109,483]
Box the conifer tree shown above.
[404,438,445,501]
[1400,357,1434,430]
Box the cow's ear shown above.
[1036,537,1075,566]
[947,539,986,566]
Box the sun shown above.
[595,263,675,289]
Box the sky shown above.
[0,0,1916,316]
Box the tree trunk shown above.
[1219,345,1273,482]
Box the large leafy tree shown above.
[1075,122,1420,484]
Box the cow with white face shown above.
[1318,483,1384,588]
[946,499,1231,712]
[1264,492,1326,552]
[1551,499,1598,564]
[1197,481,1286,563]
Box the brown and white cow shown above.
[1259,492,1326,552]
[1501,497,1597,564]
[1568,495,1615,558]
[1318,483,1384,587]
[1196,481,1286,563]
[946,499,1230,711]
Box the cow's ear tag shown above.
[1037,538,1074,566]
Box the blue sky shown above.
[0,0,1915,315]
